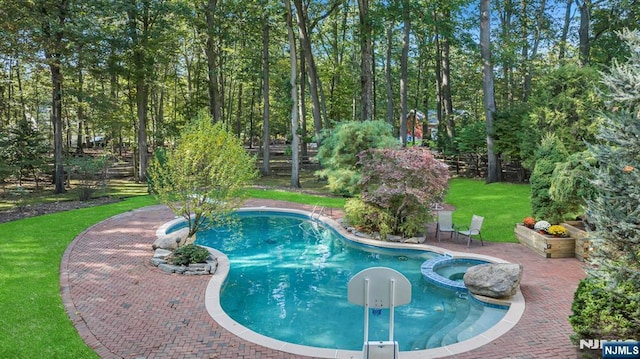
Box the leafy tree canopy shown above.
[148,111,258,239]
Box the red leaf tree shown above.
[357,147,450,237]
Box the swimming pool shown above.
[164,208,517,354]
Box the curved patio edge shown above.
[61,201,585,359]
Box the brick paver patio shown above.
[60,200,587,358]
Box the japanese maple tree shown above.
[356,147,450,237]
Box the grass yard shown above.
[0,196,158,358]
[241,187,346,208]
[446,178,530,243]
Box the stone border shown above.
[150,247,219,275]
[157,206,526,359]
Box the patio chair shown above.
[456,215,484,247]
[436,210,455,242]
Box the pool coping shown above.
[157,206,526,359]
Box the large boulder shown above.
[463,263,523,299]
[152,227,190,250]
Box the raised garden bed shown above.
[562,220,591,262]
[515,223,575,258]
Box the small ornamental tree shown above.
[354,147,450,237]
[570,30,640,342]
[4,119,50,188]
[315,120,397,196]
[147,113,258,241]
[530,133,568,223]
[66,153,112,201]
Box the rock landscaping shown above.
[150,247,218,275]
[463,263,523,299]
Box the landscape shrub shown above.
[66,154,112,201]
[530,134,568,223]
[315,120,397,196]
[170,244,210,265]
[344,197,392,237]
[570,278,640,343]
[354,147,449,237]
[549,151,596,219]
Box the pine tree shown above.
[5,119,50,188]
[570,29,640,342]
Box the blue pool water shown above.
[191,211,507,351]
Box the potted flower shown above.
[533,220,551,234]
[547,224,569,238]
[523,217,536,229]
[515,219,575,258]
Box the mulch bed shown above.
[0,197,121,225]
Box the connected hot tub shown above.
[421,255,489,292]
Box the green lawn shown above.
[0,195,158,358]
[242,188,346,208]
[446,178,530,243]
[0,177,530,358]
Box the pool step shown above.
[456,307,505,342]
[407,302,454,350]
[440,302,483,346]
[425,298,470,348]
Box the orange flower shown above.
[623,165,634,173]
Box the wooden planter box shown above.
[515,223,575,258]
[562,221,591,262]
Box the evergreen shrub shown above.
[315,120,397,196]
[530,134,568,223]
[170,244,210,266]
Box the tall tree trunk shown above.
[204,0,223,123]
[76,52,85,153]
[577,0,591,66]
[42,0,68,194]
[558,0,572,60]
[235,82,243,137]
[261,8,270,175]
[523,0,546,102]
[384,23,394,125]
[441,26,454,138]
[434,31,443,133]
[358,0,373,121]
[400,0,411,147]
[328,5,348,122]
[499,0,514,104]
[299,49,308,161]
[50,62,65,193]
[128,1,151,182]
[135,69,149,182]
[285,0,300,188]
[154,66,167,147]
[15,61,27,123]
[249,84,256,149]
[292,0,323,143]
[481,0,501,183]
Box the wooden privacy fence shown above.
[432,152,529,183]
